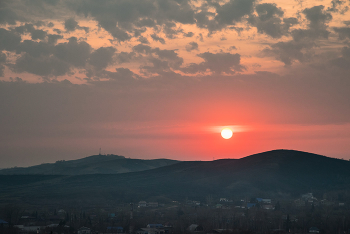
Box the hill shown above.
[0,154,179,175]
[1,150,350,207]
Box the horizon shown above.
[2,148,348,169]
[1,0,350,167]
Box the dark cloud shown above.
[291,6,332,41]
[141,48,183,74]
[183,31,194,37]
[12,53,70,76]
[151,33,166,44]
[261,5,333,65]
[249,4,284,38]
[182,52,243,74]
[262,40,314,66]
[333,26,350,40]
[10,37,92,77]
[0,52,6,77]
[132,44,183,74]
[133,44,152,54]
[0,28,21,51]
[31,29,47,40]
[327,0,348,13]
[64,18,89,33]
[255,3,284,21]
[102,67,138,81]
[0,52,6,63]
[68,0,195,41]
[115,52,135,64]
[138,36,150,44]
[47,34,63,44]
[53,29,61,34]
[0,6,22,25]
[194,0,256,32]
[89,47,116,70]
[15,23,47,40]
[54,37,91,67]
[248,3,299,38]
[303,5,332,28]
[215,0,255,27]
[283,17,299,28]
[64,18,79,31]
[16,40,53,58]
[163,22,184,39]
[330,46,350,69]
[185,41,198,52]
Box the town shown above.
[2,192,350,234]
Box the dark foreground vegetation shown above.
[2,192,350,234]
[1,150,350,233]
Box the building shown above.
[137,228,164,234]
[78,226,91,234]
[139,201,147,207]
[309,227,320,233]
[187,224,204,232]
[0,219,8,227]
[107,226,124,233]
[148,202,159,207]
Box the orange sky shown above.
[1,0,350,167]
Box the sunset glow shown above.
[1,0,350,167]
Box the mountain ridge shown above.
[0,154,180,175]
[1,149,349,207]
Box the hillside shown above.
[0,154,179,175]
[1,149,350,207]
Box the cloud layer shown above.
[1,0,350,166]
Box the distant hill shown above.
[1,150,350,206]
[0,154,179,175]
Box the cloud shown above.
[183,31,194,37]
[304,5,332,28]
[327,0,348,13]
[92,67,138,83]
[151,33,166,44]
[47,34,63,44]
[131,44,183,74]
[185,42,199,52]
[68,0,195,41]
[9,36,93,77]
[16,40,54,58]
[0,28,22,51]
[214,0,255,27]
[12,53,70,76]
[15,23,48,40]
[333,26,350,40]
[64,18,89,33]
[138,36,150,44]
[54,37,91,68]
[291,6,332,41]
[262,40,314,66]
[248,3,298,38]
[64,18,79,31]
[330,46,350,69]
[0,3,23,25]
[182,52,244,74]
[89,47,116,71]
[261,5,333,65]
[0,52,6,77]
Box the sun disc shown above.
[221,128,233,139]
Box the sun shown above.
[221,128,233,139]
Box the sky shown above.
[1,0,350,167]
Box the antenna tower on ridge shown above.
[99,148,101,155]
